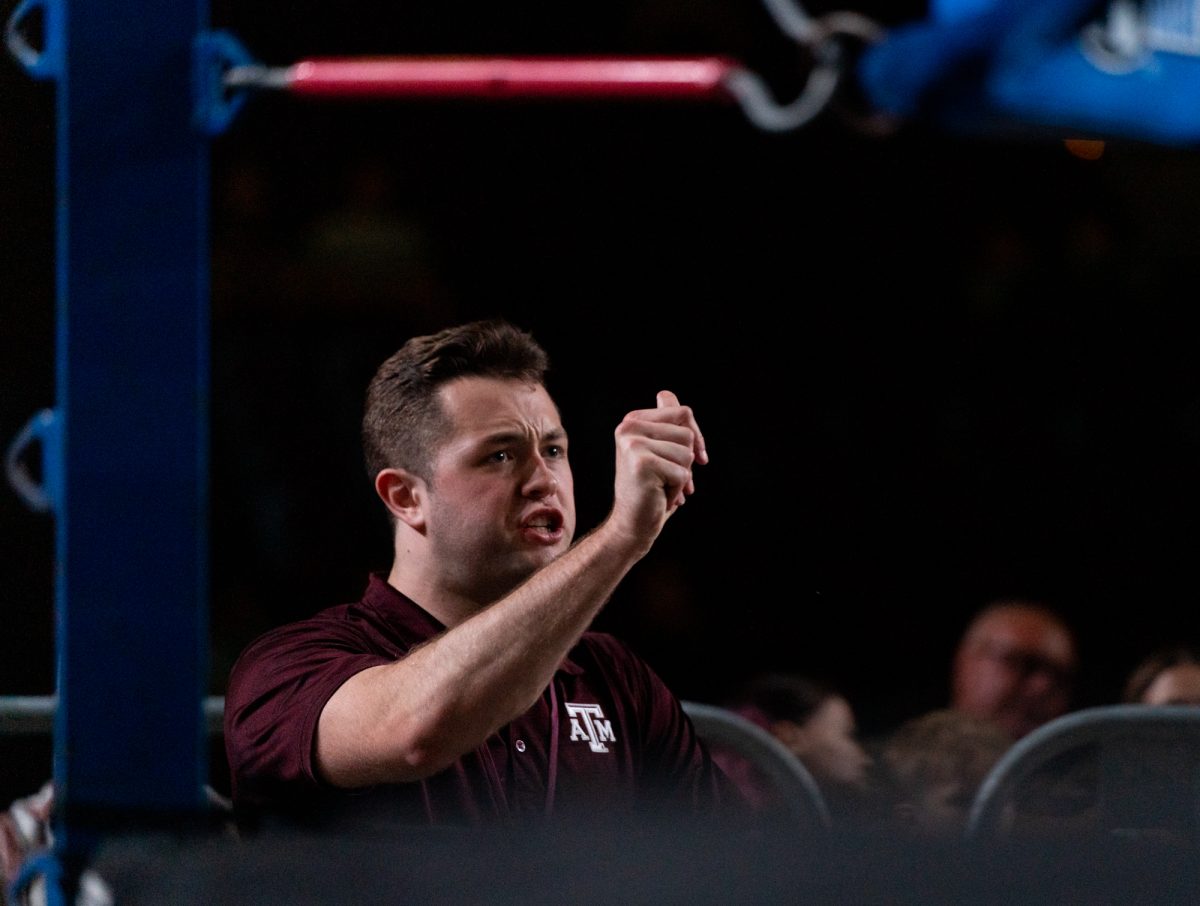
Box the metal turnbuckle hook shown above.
[723,2,891,133]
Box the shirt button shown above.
[515,739,527,753]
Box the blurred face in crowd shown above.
[774,694,873,789]
[951,603,1078,740]
[1140,663,1200,706]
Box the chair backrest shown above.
[681,700,831,830]
[966,704,1200,842]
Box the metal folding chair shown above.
[681,700,831,830]
[967,704,1200,842]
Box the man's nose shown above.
[522,456,558,497]
[1022,667,1064,698]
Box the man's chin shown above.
[525,542,568,570]
[491,545,568,592]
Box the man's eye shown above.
[488,451,511,463]
[545,445,564,459]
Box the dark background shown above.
[6,0,1200,797]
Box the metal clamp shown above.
[193,29,259,136]
[4,0,62,80]
[6,408,60,514]
[8,851,67,906]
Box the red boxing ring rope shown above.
[195,7,891,133]
[213,25,876,134]
[267,56,742,100]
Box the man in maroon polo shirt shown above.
[223,318,731,827]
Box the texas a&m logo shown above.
[565,702,615,753]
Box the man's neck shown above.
[385,562,486,629]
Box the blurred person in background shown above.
[1121,643,1200,706]
[950,598,1079,741]
[713,672,875,824]
[876,708,1011,838]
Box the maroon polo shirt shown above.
[224,574,728,827]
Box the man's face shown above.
[952,608,1077,740]
[422,376,576,601]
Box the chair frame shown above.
[966,704,1200,839]
[681,700,831,829]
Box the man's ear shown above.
[375,468,426,530]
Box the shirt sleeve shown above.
[223,616,391,810]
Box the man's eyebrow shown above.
[472,430,522,448]
[475,427,567,446]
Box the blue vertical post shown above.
[47,0,210,823]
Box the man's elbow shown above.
[315,716,458,787]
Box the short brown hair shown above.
[361,318,549,481]
[722,672,838,729]
[1121,644,1200,704]
[881,708,1011,796]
